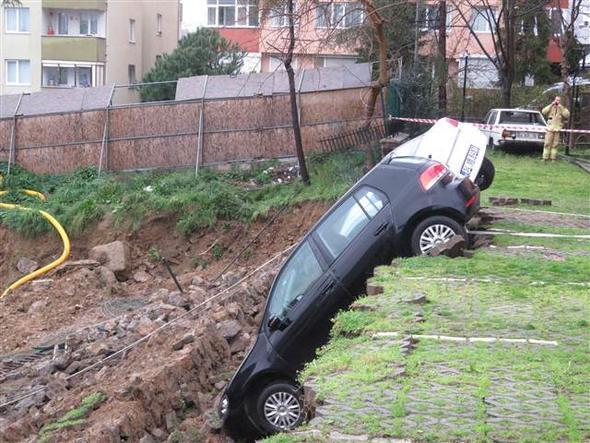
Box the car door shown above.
[313,186,392,299]
[264,239,341,369]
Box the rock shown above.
[366,283,384,296]
[87,342,113,357]
[96,266,118,287]
[151,428,166,439]
[401,293,427,305]
[191,275,206,287]
[172,333,195,351]
[64,360,85,375]
[428,235,465,258]
[329,431,369,441]
[149,288,170,302]
[164,411,177,431]
[229,335,249,354]
[221,271,243,286]
[139,434,156,443]
[133,270,151,283]
[15,390,46,412]
[137,318,158,336]
[17,257,39,274]
[214,381,226,390]
[30,279,53,291]
[28,299,48,314]
[167,292,191,310]
[89,241,130,273]
[217,320,242,341]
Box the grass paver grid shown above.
[300,252,589,442]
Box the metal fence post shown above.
[98,85,115,175]
[195,76,209,176]
[7,93,25,176]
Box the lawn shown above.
[0,151,366,237]
[483,151,590,215]
[264,153,590,443]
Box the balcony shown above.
[42,36,106,63]
[42,0,106,11]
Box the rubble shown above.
[89,241,130,273]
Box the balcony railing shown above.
[42,36,106,62]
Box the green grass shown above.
[38,392,107,441]
[483,152,590,215]
[0,152,365,237]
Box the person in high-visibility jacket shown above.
[541,96,570,161]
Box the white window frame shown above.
[470,7,496,33]
[316,2,363,29]
[5,7,30,33]
[156,13,162,35]
[129,18,136,42]
[207,0,259,28]
[5,59,31,85]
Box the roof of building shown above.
[175,63,373,101]
[0,86,114,119]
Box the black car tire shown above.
[410,216,466,256]
[252,381,304,434]
[474,157,495,191]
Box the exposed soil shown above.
[481,207,590,229]
[0,201,329,442]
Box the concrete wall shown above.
[140,0,180,78]
[0,1,43,95]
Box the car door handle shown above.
[374,222,388,235]
[320,280,335,295]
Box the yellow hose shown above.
[0,186,70,298]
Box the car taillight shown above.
[465,194,477,208]
[502,129,512,139]
[420,163,448,191]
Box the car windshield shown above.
[267,241,323,319]
[499,111,543,125]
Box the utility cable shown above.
[0,245,295,411]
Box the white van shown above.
[388,118,495,190]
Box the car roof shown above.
[490,108,541,113]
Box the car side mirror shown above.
[268,315,291,331]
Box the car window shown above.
[499,111,540,125]
[316,187,386,259]
[484,111,492,124]
[267,241,323,319]
[489,110,498,124]
[354,187,386,217]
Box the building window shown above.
[6,60,31,85]
[5,7,30,33]
[129,19,136,42]
[316,2,363,29]
[42,64,100,87]
[157,13,162,35]
[58,12,69,34]
[418,4,453,31]
[470,7,496,33]
[547,8,566,36]
[128,64,137,86]
[80,13,99,35]
[207,0,259,27]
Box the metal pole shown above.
[195,76,209,176]
[195,107,203,176]
[413,0,421,66]
[98,85,115,176]
[296,69,305,125]
[7,93,25,176]
[460,53,468,122]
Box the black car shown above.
[220,156,479,438]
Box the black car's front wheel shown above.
[411,216,466,256]
[252,381,304,434]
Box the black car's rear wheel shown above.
[252,381,304,434]
[411,216,466,256]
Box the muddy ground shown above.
[0,202,328,442]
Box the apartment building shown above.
[189,0,360,73]
[418,0,590,88]
[0,0,180,99]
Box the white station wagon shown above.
[481,108,547,150]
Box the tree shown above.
[140,28,245,102]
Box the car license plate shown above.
[461,145,480,176]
